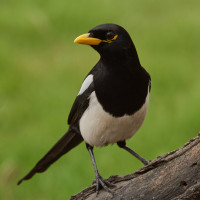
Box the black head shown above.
[74,23,140,64]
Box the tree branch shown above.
[71,133,200,200]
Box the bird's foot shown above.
[144,160,152,166]
[93,174,115,195]
[143,160,150,166]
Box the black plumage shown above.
[18,23,151,193]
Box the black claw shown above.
[93,176,115,188]
[94,174,114,194]
[103,179,115,188]
[144,160,151,166]
[143,160,149,166]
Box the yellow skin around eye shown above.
[102,35,118,43]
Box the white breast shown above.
[79,90,149,147]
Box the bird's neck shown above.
[100,45,141,69]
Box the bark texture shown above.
[71,133,200,200]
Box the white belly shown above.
[79,91,149,147]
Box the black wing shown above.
[68,81,94,126]
[67,63,100,127]
[149,77,151,92]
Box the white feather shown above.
[78,74,93,96]
[79,89,150,147]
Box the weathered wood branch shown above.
[71,133,200,200]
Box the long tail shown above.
[17,129,83,185]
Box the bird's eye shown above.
[89,32,94,38]
[106,32,115,40]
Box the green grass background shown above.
[0,0,200,199]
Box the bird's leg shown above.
[117,141,149,165]
[86,143,113,194]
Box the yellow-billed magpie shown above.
[18,23,151,193]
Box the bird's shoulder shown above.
[67,64,100,126]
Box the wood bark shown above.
[70,133,200,200]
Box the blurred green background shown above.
[0,0,200,199]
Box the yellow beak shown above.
[74,33,101,45]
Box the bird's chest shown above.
[79,91,149,147]
[94,71,148,117]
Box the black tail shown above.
[17,129,83,185]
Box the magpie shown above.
[18,23,151,193]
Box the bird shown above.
[17,23,151,193]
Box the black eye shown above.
[106,31,115,40]
[89,32,94,38]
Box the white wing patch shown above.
[78,74,93,96]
